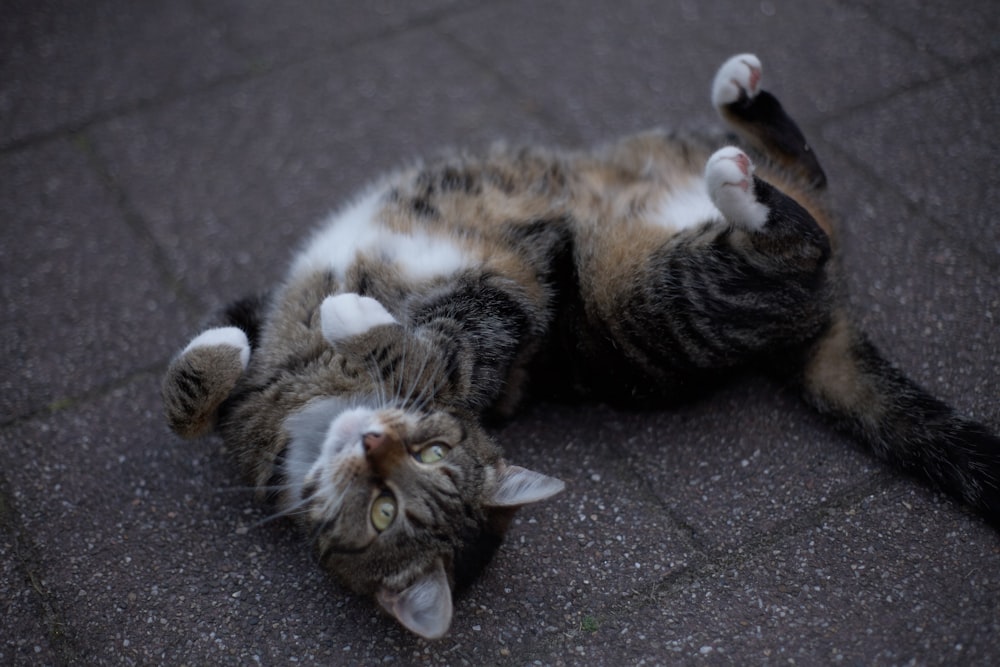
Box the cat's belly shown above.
[289,189,476,283]
[648,178,723,231]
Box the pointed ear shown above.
[487,464,566,508]
[376,560,452,640]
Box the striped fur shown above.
[162,53,1000,638]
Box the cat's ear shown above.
[487,464,565,508]
[376,560,452,640]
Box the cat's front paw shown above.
[705,146,770,230]
[711,53,762,109]
[163,327,250,438]
[321,293,398,345]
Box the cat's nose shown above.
[362,432,387,454]
[363,431,407,477]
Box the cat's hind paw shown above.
[163,327,250,438]
[321,293,398,345]
[712,53,762,109]
[705,146,770,230]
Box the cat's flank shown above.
[163,54,1000,639]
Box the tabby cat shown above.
[163,54,1000,639]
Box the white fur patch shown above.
[182,326,250,369]
[283,400,378,507]
[712,53,762,109]
[383,229,473,281]
[320,293,397,344]
[649,178,723,231]
[292,189,474,282]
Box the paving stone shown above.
[812,138,1000,423]
[0,140,195,422]
[0,495,61,666]
[197,0,474,68]
[853,0,1000,64]
[821,59,1000,264]
[579,479,1000,665]
[88,27,552,309]
[443,0,947,143]
[0,376,377,664]
[0,0,246,146]
[617,376,881,552]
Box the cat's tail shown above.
[797,310,1000,524]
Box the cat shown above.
[162,54,1000,639]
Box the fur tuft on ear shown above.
[487,465,566,508]
[376,560,453,640]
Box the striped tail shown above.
[799,311,1000,524]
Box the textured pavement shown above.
[2,1,999,665]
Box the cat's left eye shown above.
[416,443,450,464]
[370,492,397,532]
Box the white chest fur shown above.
[291,190,474,282]
[648,178,723,231]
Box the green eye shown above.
[370,493,397,532]
[416,443,450,464]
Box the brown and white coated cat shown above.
[163,54,1000,639]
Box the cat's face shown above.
[282,398,564,638]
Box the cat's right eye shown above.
[370,492,397,532]
[416,442,450,464]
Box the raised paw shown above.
[163,327,250,438]
[321,293,398,345]
[711,53,762,109]
[705,146,770,230]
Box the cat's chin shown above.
[282,397,373,501]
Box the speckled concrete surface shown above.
[2,1,999,665]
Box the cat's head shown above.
[281,397,564,639]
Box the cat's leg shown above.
[162,327,251,438]
[704,145,831,257]
[573,146,834,403]
[712,54,826,189]
[319,274,545,416]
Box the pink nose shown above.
[362,432,387,453]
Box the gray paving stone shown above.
[815,139,1000,423]
[676,0,951,122]
[0,140,195,422]
[483,402,698,628]
[588,480,1000,664]
[618,376,881,552]
[89,27,552,308]
[853,0,1000,64]
[0,0,246,146]
[0,499,61,666]
[442,0,729,143]
[821,59,1000,264]
[443,0,947,143]
[197,0,475,68]
[0,376,375,664]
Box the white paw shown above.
[705,147,770,230]
[182,326,250,369]
[321,293,397,344]
[711,53,762,108]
